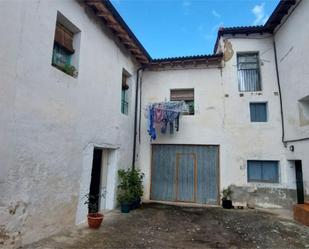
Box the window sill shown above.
[52,63,78,78]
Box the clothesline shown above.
[144,101,189,119]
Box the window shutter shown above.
[171,89,194,101]
[54,24,75,54]
[250,103,267,122]
[122,74,129,90]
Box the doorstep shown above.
[294,202,309,226]
[144,200,219,208]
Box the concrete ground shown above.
[25,203,309,249]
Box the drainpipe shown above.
[273,38,309,144]
[132,66,145,169]
[273,38,286,145]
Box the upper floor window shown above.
[52,12,80,78]
[237,53,261,92]
[250,102,268,122]
[298,95,309,126]
[121,69,130,115]
[170,89,194,115]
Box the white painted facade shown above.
[138,35,295,207]
[273,0,309,196]
[0,0,139,247]
[0,0,308,248]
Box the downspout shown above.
[273,38,286,145]
[132,66,145,169]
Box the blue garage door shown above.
[151,145,219,204]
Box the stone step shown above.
[294,204,309,226]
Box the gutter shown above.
[132,66,145,169]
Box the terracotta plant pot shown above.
[87,213,104,229]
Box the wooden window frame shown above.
[247,160,279,183]
[237,52,261,92]
[250,102,268,122]
[170,88,195,115]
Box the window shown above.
[170,89,194,115]
[237,53,261,92]
[52,12,80,77]
[121,70,130,115]
[298,95,309,126]
[247,160,279,183]
[250,102,267,122]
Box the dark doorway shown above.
[89,148,102,213]
[295,160,304,204]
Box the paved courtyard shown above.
[25,203,309,249]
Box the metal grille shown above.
[237,53,261,92]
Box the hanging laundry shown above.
[145,101,188,140]
[147,105,156,140]
[154,103,164,122]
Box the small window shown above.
[170,89,194,115]
[52,12,80,77]
[250,103,267,122]
[247,160,279,183]
[298,95,309,126]
[237,53,261,92]
[121,69,130,115]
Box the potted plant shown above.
[117,168,144,213]
[84,189,106,229]
[128,168,144,210]
[117,169,133,213]
[117,188,134,213]
[221,186,233,209]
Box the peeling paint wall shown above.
[0,0,139,247]
[274,0,309,198]
[138,34,295,209]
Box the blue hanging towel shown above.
[147,105,156,140]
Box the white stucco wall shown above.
[274,0,309,197]
[138,35,294,207]
[0,0,139,247]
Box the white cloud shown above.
[182,0,191,7]
[252,2,269,25]
[212,10,221,18]
[182,0,191,15]
[211,22,224,32]
[197,22,224,41]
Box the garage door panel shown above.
[151,145,176,201]
[151,145,219,204]
[177,153,196,202]
[196,146,218,204]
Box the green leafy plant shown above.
[84,188,106,213]
[128,168,144,199]
[117,168,144,204]
[53,63,78,77]
[62,64,78,77]
[222,186,233,201]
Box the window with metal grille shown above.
[250,102,267,122]
[170,89,194,115]
[247,160,279,183]
[237,53,261,92]
[121,70,130,115]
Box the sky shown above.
[111,0,280,58]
